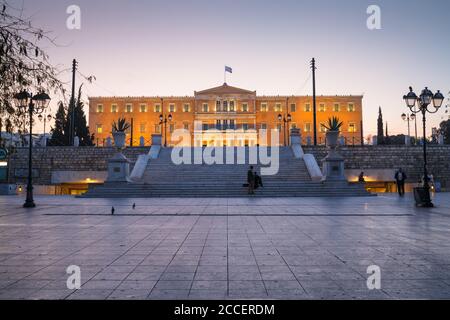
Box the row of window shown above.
[96,122,358,134]
[96,102,357,113]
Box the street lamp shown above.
[38,113,52,146]
[401,112,416,144]
[14,90,51,208]
[159,113,172,147]
[277,113,292,146]
[403,86,444,207]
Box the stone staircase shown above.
[81,147,373,198]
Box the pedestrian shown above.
[394,168,407,196]
[254,171,263,189]
[132,203,136,210]
[111,206,115,215]
[247,166,255,195]
[358,172,365,183]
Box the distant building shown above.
[89,83,363,146]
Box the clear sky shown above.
[9,0,450,136]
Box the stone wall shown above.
[8,147,150,185]
[303,145,450,187]
[6,145,450,188]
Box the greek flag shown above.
[225,66,232,73]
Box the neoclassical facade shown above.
[89,83,363,146]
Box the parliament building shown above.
[88,83,363,147]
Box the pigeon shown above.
[132,203,136,210]
[111,206,115,215]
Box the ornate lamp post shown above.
[38,113,52,147]
[14,91,51,208]
[159,113,172,147]
[277,113,292,146]
[401,112,416,144]
[403,86,444,207]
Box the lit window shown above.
[111,104,118,113]
[304,123,311,133]
[348,123,357,132]
[140,104,147,113]
[183,104,190,112]
[304,104,311,112]
[320,123,327,133]
[96,124,103,134]
[333,103,340,112]
[203,103,209,112]
[154,104,161,113]
[183,123,189,130]
[97,104,103,113]
[261,103,268,112]
[242,103,248,112]
[290,104,296,112]
[275,103,282,112]
[229,101,235,112]
[140,123,146,133]
[319,103,326,112]
[223,101,228,112]
[348,103,355,112]
[125,104,133,113]
[169,104,176,112]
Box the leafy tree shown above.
[439,119,450,144]
[48,102,68,146]
[73,84,94,146]
[0,1,64,133]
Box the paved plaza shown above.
[0,193,450,300]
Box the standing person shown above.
[395,168,407,196]
[254,171,263,188]
[358,172,365,183]
[247,166,255,195]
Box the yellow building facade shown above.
[89,83,363,146]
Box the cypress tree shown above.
[73,84,94,146]
[48,102,68,146]
[377,107,384,144]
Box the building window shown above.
[216,101,221,112]
[260,123,267,130]
[97,104,103,113]
[319,103,326,112]
[223,101,228,112]
[155,124,161,133]
[140,104,147,113]
[242,103,248,112]
[348,103,355,112]
[291,123,297,129]
[96,124,103,134]
[183,104,190,112]
[229,120,235,129]
[304,123,311,133]
[242,123,249,131]
[304,103,311,112]
[140,123,146,133]
[154,104,161,113]
[261,103,268,112]
[348,123,357,133]
[290,104,296,112]
[275,103,282,112]
[183,123,189,130]
[276,124,282,131]
[111,104,118,113]
[202,123,209,131]
[125,104,133,113]
[203,103,209,112]
[333,103,340,112]
[320,123,327,133]
[229,101,235,112]
[169,104,176,112]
